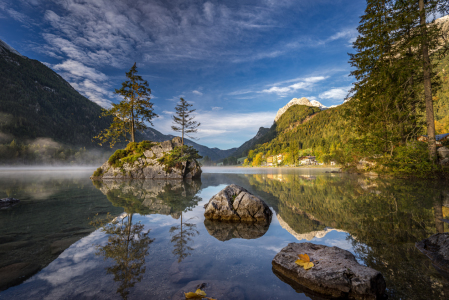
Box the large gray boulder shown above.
[92,137,201,180]
[272,243,386,300]
[416,233,449,279]
[204,184,272,223]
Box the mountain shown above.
[0,39,234,161]
[227,100,349,161]
[141,128,236,161]
[0,39,112,147]
[274,97,329,122]
[230,127,272,158]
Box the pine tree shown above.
[95,63,157,147]
[171,98,200,155]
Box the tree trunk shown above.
[419,0,437,161]
[181,116,184,156]
[131,105,135,143]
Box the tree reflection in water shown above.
[170,213,199,262]
[96,213,154,299]
[242,173,449,300]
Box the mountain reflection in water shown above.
[0,169,448,299]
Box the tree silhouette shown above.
[171,97,200,155]
[95,63,157,147]
[96,213,154,299]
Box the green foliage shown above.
[157,145,202,173]
[171,98,200,145]
[382,142,441,177]
[94,63,157,147]
[93,167,103,177]
[107,140,155,169]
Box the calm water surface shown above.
[0,167,448,299]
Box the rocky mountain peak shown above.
[274,97,327,122]
[0,39,23,57]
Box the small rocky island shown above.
[91,137,202,180]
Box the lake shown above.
[0,167,447,299]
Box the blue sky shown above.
[0,0,366,149]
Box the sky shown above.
[0,0,366,149]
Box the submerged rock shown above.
[172,280,245,300]
[204,219,270,241]
[416,233,449,279]
[0,263,40,291]
[204,184,272,223]
[0,198,20,209]
[272,243,386,300]
[92,137,201,180]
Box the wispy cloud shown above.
[211,107,222,110]
[192,90,203,96]
[154,110,276,147]
[319,86,351,101]
[167,95,184,102]
[261,76,328,96]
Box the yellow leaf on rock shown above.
[195,289,207,297]
[298,254,310,262]
[295,253,314,270]
[303,262,314,270]
[184,292,202,298]
[295,259,306,266]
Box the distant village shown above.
[215,154,336,167]
[212,132,449,167]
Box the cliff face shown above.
[92,137,202,180]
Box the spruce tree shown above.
[171,98,200,155]
[95,63,157,147]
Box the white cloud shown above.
[211,107,222,110]
[319,86,351,101]
[6,8,28,23]
[167,95,185,102]
[153,110,276,147]
[192,90,203,96]
[52,59,107,81]
[261,76,328,96]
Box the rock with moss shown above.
[91,137,202,180]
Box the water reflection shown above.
[93,179,202,217]
[92,179,203,265]
[204,219,270,241]
[242,173,449,300]
[170,213,199,262]
[96,213,154,299]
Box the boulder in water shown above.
[272,243,386,300]
[204,184,272,223]
[416,233,449,280]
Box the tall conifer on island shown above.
[95,63,157,147]
[171,98,201,155]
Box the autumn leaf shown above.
[295,253,314,270]
[184,288,217,299]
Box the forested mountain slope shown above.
[0,40,111,148]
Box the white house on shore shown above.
[299,156,317,165]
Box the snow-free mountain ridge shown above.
[274,97,327,122]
